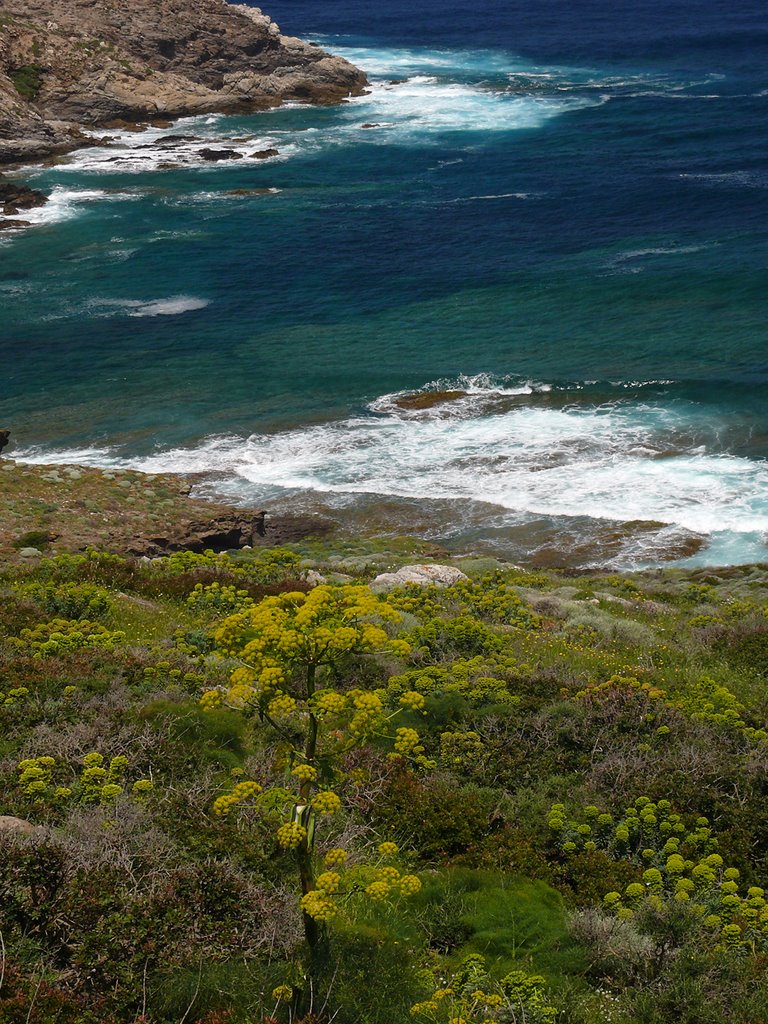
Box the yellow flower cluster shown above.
[352,690,384,713]
[399,874,422,896]
[212,586,406,714]
[18,756,56,796]
[277,822,307,848]
[212,779,262,815]
[394,727,424,756]
[399,690,427,711]
[366,880,390,901]
[0,686,30,707]
[268,694,297,720]
[313,689,347,716]
[271,985,293,1003]
[378,841,399,856]
[410,1002,439,1017]
[18,753,150,808]
[199,689,224,710]
[300,889,337,921]
[213,794,240,815]
[315,871,341,893]
[291,763,318,782]
[324,847,349,868]
[312,790,342,815]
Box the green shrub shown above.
[21,581,112,620]
[8,617,125,656]
[11,528,51,549]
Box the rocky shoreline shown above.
[0,455,340,561]
[0,0,367,166]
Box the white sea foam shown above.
[17,382,768,554]
[0,187,133,230]
[88,295,210,317]
[342,76,598,139]
[57,116,288,174]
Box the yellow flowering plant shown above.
[16,751,153,810]
[410,955,557,1024]
[201,584,425,960]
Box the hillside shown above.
[2,456,768,1024]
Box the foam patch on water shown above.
[342,75,599,139]
[88,295,211,317]
[16,379,768,565]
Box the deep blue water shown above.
[2,0,767,566]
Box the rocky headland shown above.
[0,0,367,164]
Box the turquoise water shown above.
[2,0,768,567]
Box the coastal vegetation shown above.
[2,514,768,1023]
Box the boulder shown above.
[0,815,36,834]
[304,569,327,586]
[18,546,43,557]
[370,564,469,591]
[198,148,243,161]
[0,180,48,214]
[251,147,279,159]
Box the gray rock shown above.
[18,547,43,557]
[304,569,327,587]
[370,563,469,591]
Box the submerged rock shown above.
[394,390,469,411]
[251,147,279,159]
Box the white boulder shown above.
[370,564,468,591]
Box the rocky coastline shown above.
[0,453,341,560]
[0,0,367,166]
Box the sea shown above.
[2,0,768,569]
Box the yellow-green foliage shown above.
[550,797,768,954]
[19,581,112,620]
[8,617,126,656]
[548,796,717,864]
[17,751,153,807]
[202,585,424,937]
[385,657,523,710]
[161,546,301,583]
[411,953,556,1024]
[186,581,254,616]
[674,675,768,740]
[575,673,768,743]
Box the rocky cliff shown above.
[0,0,367,163]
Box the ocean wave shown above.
[343,76,600,138]
[0,187,135,231]
[16,380,768,548]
